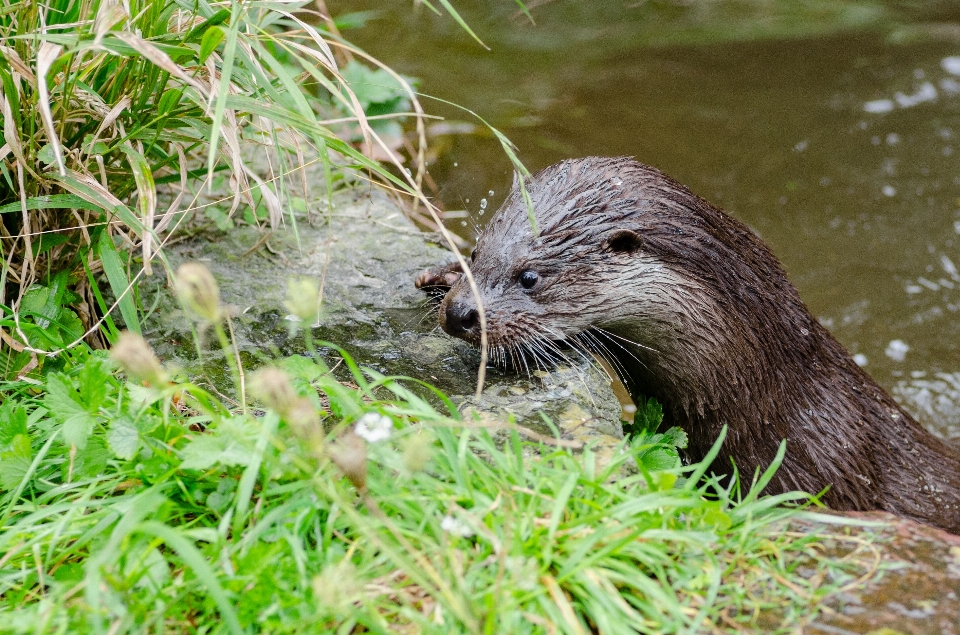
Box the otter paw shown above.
[415,263,462,291]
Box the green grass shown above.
[0,311,879,633]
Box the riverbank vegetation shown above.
[0,289,877,633]
[1,1,880,632]
[0,0,445,370]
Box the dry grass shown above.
[0,0,467,375]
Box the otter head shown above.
[441,159,642,347]
[438,156,810,416]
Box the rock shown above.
[143,185,624,450]
[796,511,960,634]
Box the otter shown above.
[417,156,960,534]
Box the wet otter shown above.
[417,156,960,534]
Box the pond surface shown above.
[335,0,960,437]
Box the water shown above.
[334,1,960,437]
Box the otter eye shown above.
[518,270,540,289]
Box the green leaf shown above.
[199,25,224,64]
[661,426,688,450]
[37,143,56,166]
[79,356,110,411]
[205,2,240,180]
[108,417,140,460]
[340,61,414,109]
[700,505,732,531]
[44,373,97,449]
[0,193,105,215]
[184,8,231,43]
[72,436,110,479]
[126,383,164,409]
[36,233,70,255]
[638,447,679,472]
[278,355,328,383]
[81,134,109,155]
[98,231,141,334]
[56,307,85,344]
[179,423,255,470]
[20,284,51,317]
[0,401,28,446]
[0,434,32,490]
[157,88,184,116]
[630,397,664,435]
[333,10,380,30]
[20,270,69,328]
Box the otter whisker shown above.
[589,327,657,369]
[588,328,652,378]
[514,343,533,380]
[577,329,635,382]
[549,342,604,406]
[591,326,660,356]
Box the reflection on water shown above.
[334,0,960,436]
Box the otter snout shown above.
[440,296,479,338]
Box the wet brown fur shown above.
[423,156,960,534]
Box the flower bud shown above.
[174,262,222,323]
[402,431,433,474]
[312,562,362,612]
[249,367,298,413]
[110,331,168,386]
[329,431,367,492]
[287,398,323,453]
[284,277,320,323]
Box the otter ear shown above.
[602,229,643,254]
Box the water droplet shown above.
[453,162,458,167]
[465,198,470,203]
[882,185,896,197]
[479,198,487,209]
[460,221,467,227]
[488,190,494,196]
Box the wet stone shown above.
[142,185,624,451]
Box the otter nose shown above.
[443,303,479,336]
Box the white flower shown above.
[440,514,474,537]
[354,412,393,443]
